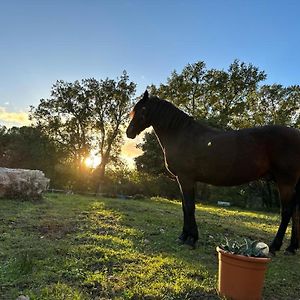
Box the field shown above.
[0,193,299,300]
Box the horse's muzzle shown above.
[126,125,136,139]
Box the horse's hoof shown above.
[284,250,296,256]
[269,244,281,256]
[177,237,185,245]
[184,236,196,249]
[177,232,187,244]
[284,248,296,255]
[268,249,276,257]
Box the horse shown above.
[126,90,300,255]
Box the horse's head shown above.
[126,90,152,139]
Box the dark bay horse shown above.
[126,91,300,254]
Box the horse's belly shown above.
[193,153,270,186]
[197,173,257,186]
[206,174,259,186]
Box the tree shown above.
[155,60,266,128]
[30,72,136,190]
[203,60,266,128]
[245,84,300,127]
[158,61,207,117]
[0,126,9,166]
[135,131,166,176]
[85,72,136,184]
[0,126,64,186]
[30,80,92,166]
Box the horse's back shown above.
[167,124,300,186]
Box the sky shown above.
[0,0,300,161]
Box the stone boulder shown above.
[0,167,50,200]
[16,296,30,300]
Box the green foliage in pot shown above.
[220,238,269,258]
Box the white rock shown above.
[0,167,49,200]
[16,296,30,300]
[255,242,269,256]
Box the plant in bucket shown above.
[216,238,271,300]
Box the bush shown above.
[99,169,180,199]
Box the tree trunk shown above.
[96,159,107,195]
[265,180,275,208]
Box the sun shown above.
[84,154,101,169]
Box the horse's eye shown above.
[129,110,135,119]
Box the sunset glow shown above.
[84,154,101,169]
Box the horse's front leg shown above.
[177,176,199,248]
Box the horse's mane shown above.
[149,96,194,130]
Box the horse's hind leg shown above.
[285,181,300,254]
[269,181,296,254]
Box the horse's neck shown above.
[152,121,185,150]
[152,126,170,150]
[150,100,193,148]
[152,118,218,150]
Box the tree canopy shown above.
[2,60,300,205]
[30,71,136,190]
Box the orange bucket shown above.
[216,247,271,300]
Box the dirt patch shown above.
[37,220,77,239]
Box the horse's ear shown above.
[142,90,149,101]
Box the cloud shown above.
[0,106,31,127]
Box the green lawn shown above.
[0,194,299,299]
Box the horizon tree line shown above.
[1,59,300,206]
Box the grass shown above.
[0,194,299,300]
